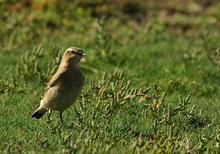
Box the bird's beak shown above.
[81,53,86,56]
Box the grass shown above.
[0,0,220,153]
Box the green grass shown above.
[1,0,220,153]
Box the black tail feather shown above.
[31,111,45,119]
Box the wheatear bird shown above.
[31,47,86,122]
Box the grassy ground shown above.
[1,0,220,153]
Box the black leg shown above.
[59,112,63,123]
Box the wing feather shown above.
[46,73,62,92]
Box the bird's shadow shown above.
[46,117,74,130]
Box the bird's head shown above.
[63,47,86,65]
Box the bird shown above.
[31,47,86,122]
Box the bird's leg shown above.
[47,109,52,123]
[59,112,63,123]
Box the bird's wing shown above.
[45,73,63,92]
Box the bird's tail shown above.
[31,107,47,119]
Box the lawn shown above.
[0,0,220,153]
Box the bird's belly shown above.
[43,83,83,112]
[52,92,78,111]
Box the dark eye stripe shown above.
[78,50,83,54]
[70,49,84,56]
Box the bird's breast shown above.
[61,68,84,99]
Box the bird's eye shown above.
[71,50,76,54]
